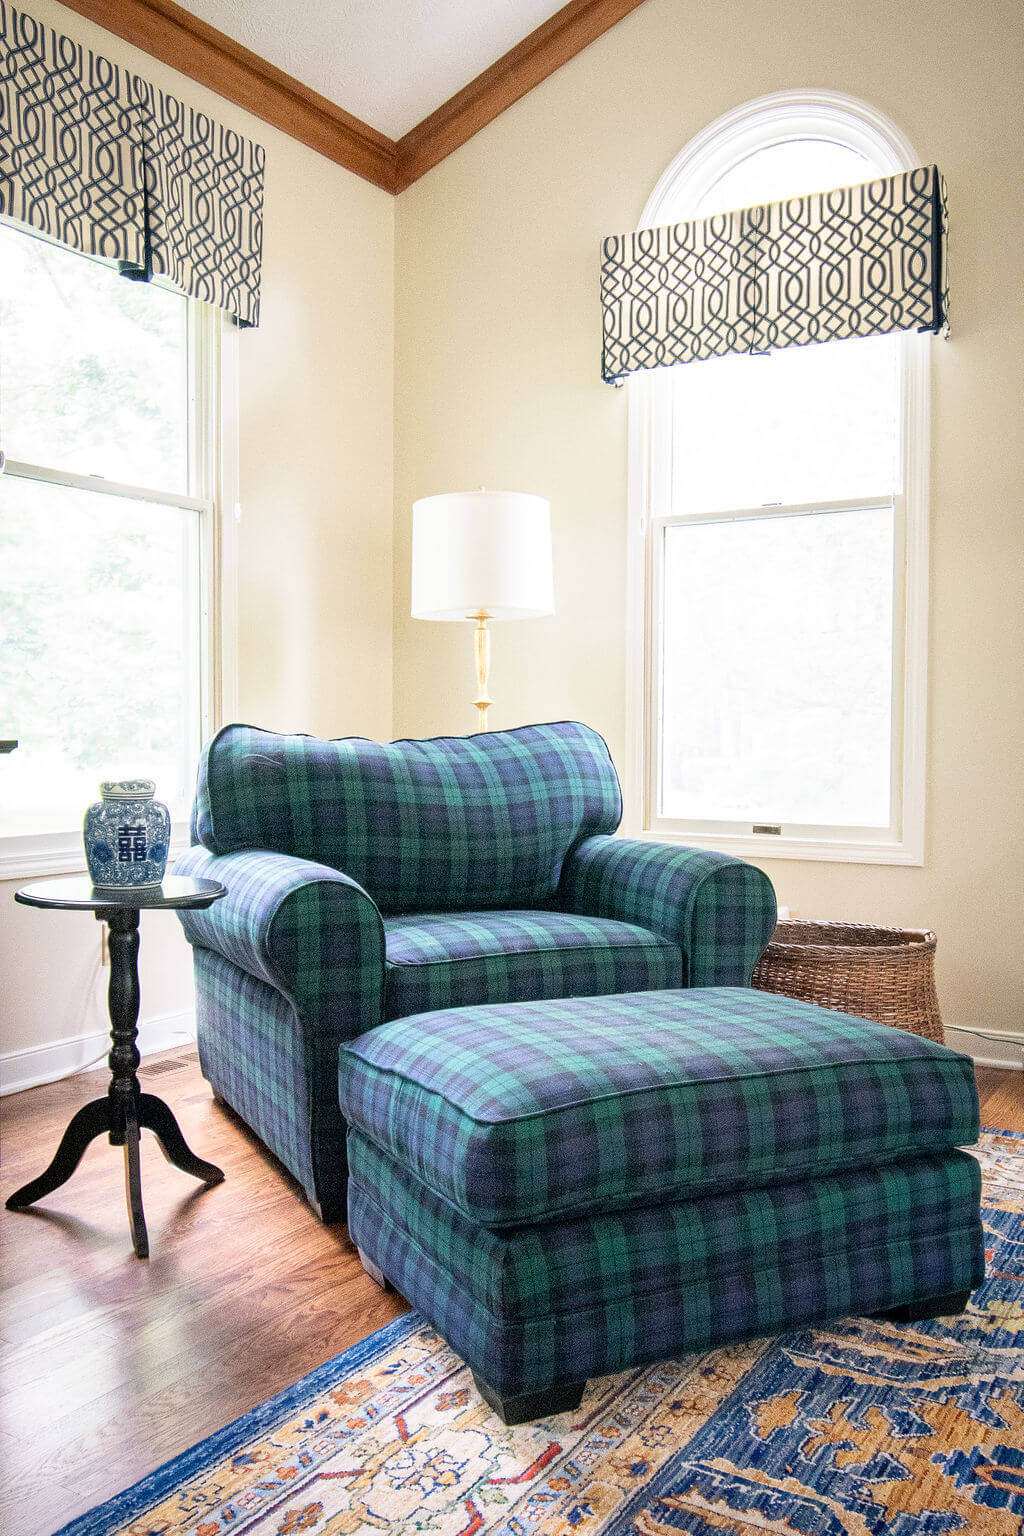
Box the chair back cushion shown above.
[192,721,622,914]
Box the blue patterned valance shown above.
[0,3,265,325]
[601,165,948,384]
[122,76,265,325]
[0,4,145,266]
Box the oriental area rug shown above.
[60,1130,1024,1536]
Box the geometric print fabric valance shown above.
[0,2,145,268]
[0,2,265,326]
[122,76,265,327]
[601,165,948,385]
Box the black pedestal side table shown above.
[7,874,227,1258]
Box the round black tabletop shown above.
[15,874,226,912]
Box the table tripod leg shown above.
[138,1093,225,1185]
[5,1098,112,1210]
[122,1104,149,1260]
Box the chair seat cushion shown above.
[383,910,681,1019]
[338,987,979,1228]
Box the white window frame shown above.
[0,239,239,880]
[624,88,930,866]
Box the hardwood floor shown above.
[1,1052,1021,1535]
[974,1064,1024,1135]
[0,1049,407,1535]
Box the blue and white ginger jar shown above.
[84,780,171,890]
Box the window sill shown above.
[0,831,192,885]
[633,827,924,867]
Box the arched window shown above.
[626,90,929,864]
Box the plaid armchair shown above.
[175,721,776,1220]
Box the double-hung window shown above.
[629,91,929,864]
[0,220,232,875]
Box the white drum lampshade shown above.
[411,489,554,729]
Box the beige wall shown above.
[393,0,1024,1038]
[2,0,394,1072]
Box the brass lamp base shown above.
[471,609,493,731]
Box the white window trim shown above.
[623,89,930,866]
[0,291,239,882]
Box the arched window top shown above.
[642,89,920,227]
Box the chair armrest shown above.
[174,846,386,1039]
[559,835,776,986]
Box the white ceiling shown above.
[179,0,566,139]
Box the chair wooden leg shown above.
[472,1371,585,1425]
[877,1289,971,1322]
[358,1247,394,1292]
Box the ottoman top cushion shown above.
[338,987,979,1228]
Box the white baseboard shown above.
[1,1009,197,1097]
[944,1025,1024,1071]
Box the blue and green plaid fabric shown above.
[191,947,346,1212]
[176,846,385,1027]
[558,835,777,986]
[176,845,386,1219]
[348,1133,982,1321]
[178,722,784,1220]
[348,1141,985,1396]
[191,720,622,914]
[383,909,681,1018]
[339,988,980,1227]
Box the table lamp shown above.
[412,489,554,730]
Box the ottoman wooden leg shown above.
[876,1289,971,1323]
[472,1371,585,1426]
[359,1248,395,1292]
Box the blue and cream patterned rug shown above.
[60,1131,1024,1536]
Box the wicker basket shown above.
[751,919,944,1043]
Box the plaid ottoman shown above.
[338,987,984,1424]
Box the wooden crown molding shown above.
[57,0,399,191]
[54,0,649,195]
